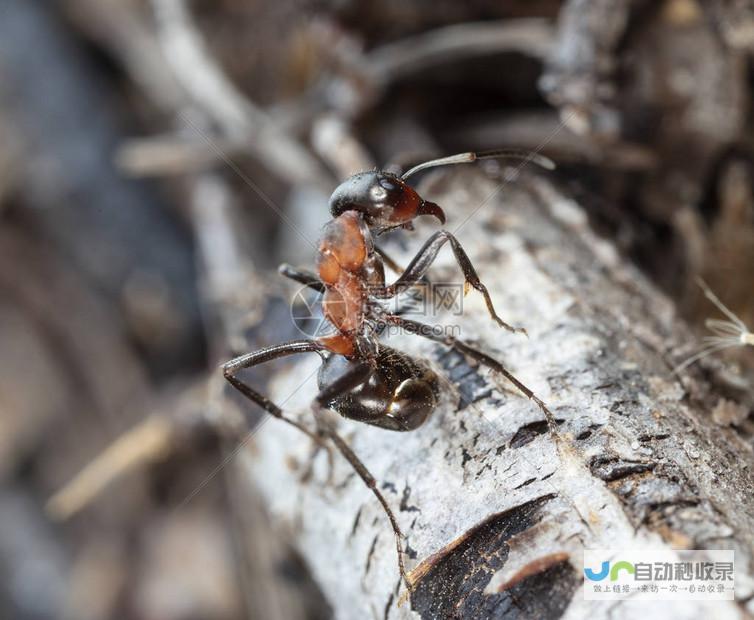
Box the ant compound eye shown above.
[378,177,399,191]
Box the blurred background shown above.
[1,0,753,618]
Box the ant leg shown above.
[299,438,336,486]
[278,263,325,293]
[375,246,429,286]
[223,340,326,443]
[50,341,328,519]
[301,360,371,484]
[385,315,558,433]
[374,246,404,275]
[314,361,372,406]
[229,343,410,588]
[314,414,412,593]
[308,362,411,590]
[374,246,431,325]
[377,231,526,335]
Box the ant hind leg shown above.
[223,340,326,443]
[317,418,412,593]
[386,315,558,434]
[310,362,412,592]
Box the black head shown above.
[329,171,445,228]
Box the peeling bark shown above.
[238,169,754,619]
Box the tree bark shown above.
[238,168,754,619]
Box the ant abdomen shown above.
[318,347,439,431]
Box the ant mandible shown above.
[223,149,557,593]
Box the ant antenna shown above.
[401,149,555,181]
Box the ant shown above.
[223,149,558,593]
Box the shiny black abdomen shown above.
[317,347,439,431]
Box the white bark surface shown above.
[238,169,754,619]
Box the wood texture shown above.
[240,169,753,620]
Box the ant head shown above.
[329,171,445,229]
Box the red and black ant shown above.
[223,149,558,592]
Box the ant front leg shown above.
[374,246,432,325]
[374,246,404,275]
[374,246,429,286]
[376,231,526,335]
[223,340,327,443]
[385,315,558,434]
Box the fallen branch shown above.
[240,168,754,618]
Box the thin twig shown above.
[47,416,175,520]
[365,19,554,86]
[151,0,333,191]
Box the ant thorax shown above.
[315,210,385,355]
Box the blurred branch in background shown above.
[0,0,204,376]
[151,0,335,192]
